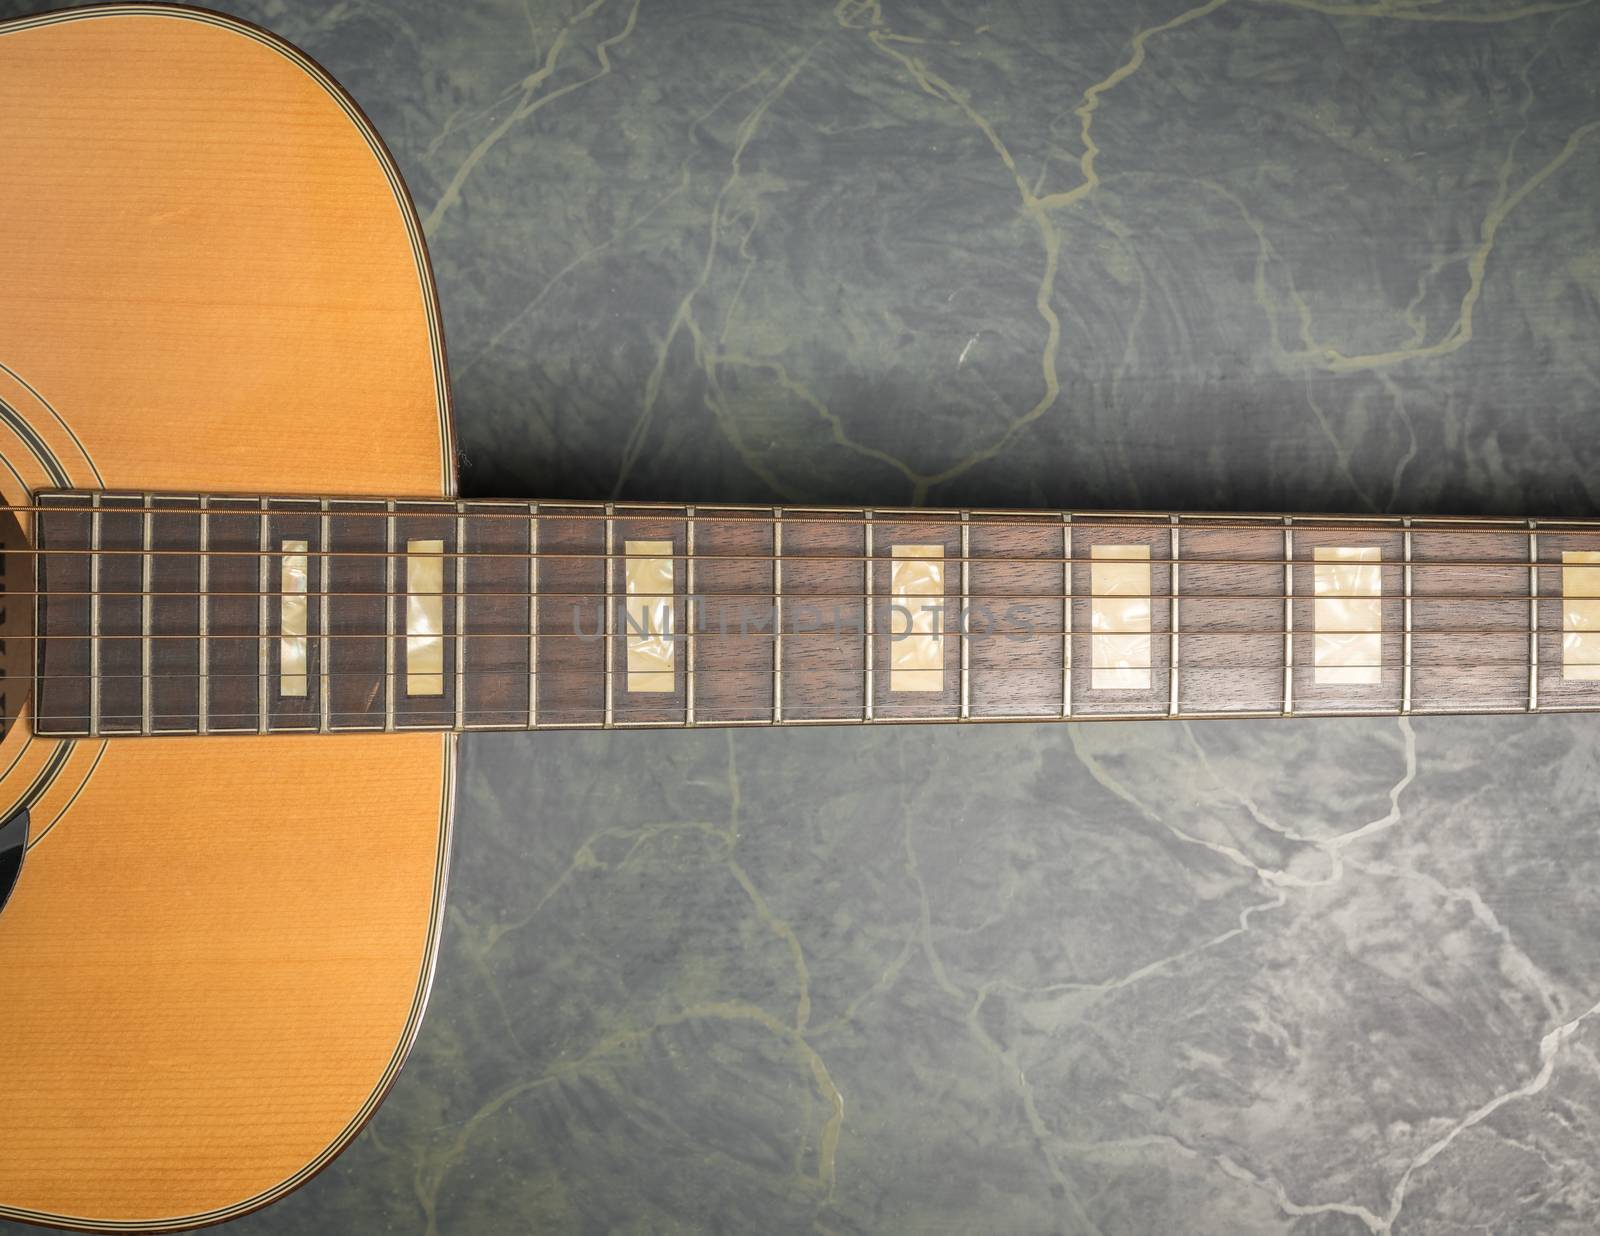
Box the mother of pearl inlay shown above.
[1562,550,1600,680]
[1091,545,1151,690]
[406,538,445,696]
[280,539,308,697]
[890,545,945,692]
[625,540,675,693]
[1313,547,1382,685]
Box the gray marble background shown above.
[8,0,1600,1232]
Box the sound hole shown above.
[0,508,34,740]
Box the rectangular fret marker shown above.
[279,539,309,697]
[406,538,445,696]
[891,545,945,692]
[624,539,675,692]
[1562,551,1600,680]
[1091,544,1151,690]
[1314,547,1381,684]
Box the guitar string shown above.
[31,672,1580,720]
[8,626,1576,639]
[14,653,1574,683]
[6,547,1589,572]
[31,683,1585,729]
[8,500,1594,538]
[0,587,1574,602]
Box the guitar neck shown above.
[29,491,1600,737]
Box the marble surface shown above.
[7,0,1600,1232]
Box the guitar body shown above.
[0,6,456,1229]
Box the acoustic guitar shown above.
[0,4,1590,1231]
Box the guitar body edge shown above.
[0,5,457,1229]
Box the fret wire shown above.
[1528,519,1539,713]
[199,496,210,735]
[960,510,970,721]
[140,496,153,737]
[1168,515,1180,718]
[1062,512,1072,718]
[89,492,101,737]
[257,498,270,734]
[320,499,332,734]
[686,506,696,727]
[864,510,874,723]
[1283,518,1294,717]
[773,507,783,725]
[1402,518,1414,715]
[454,502,466,734]
[603,502,615,730]
[384,501,396,734]
[529,502,539,729]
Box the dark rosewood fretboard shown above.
[29,490,1600,737]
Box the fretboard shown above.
[30,491,1600,737]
